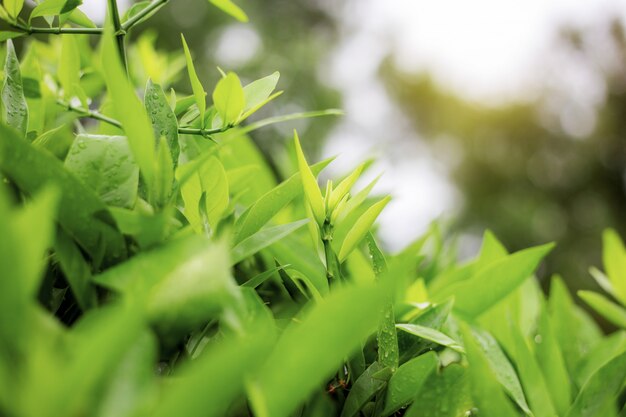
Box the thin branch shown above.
[107,0,127,71]
[57,100,122,128]
[11,22,103,35]
[122,0,170,31]
[57,99,226,137]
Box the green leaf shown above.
[239,71,280,120]
[4,0,23,19]
[2,39,28,136]
[574,331,626,389]
[566,350,626,417]
[181,34,206,129]
[397,300,453,363]
[102,24,156,196]
[461,324,519,417]
[578,290,626,328]
[53,228,97,311]
[329,163,364,211]
[248,282,388,417]
[382,351,439,416]
[30,0,81,19]
[233,157,333,244]
[94,235,238,334]
[0,31,25,41]
[66,7,96,28]
[64,134,139,208]
[340,362,387,417]
[602,229,626,304]
[238,109,343,136]
[177,156,229,233]
[145,79,180,169]
[231,219,309,265]
[508,322,558,417]
[404,363,473,417]
[212,71,245,125]
[96,330,157,417]
[472,328,532,416]
[548,276,603,379]
[396,323,465,353]
[0,124,126,265]
[208,0,248,22]
[294,130,326,226]
[153,326,274,417]
[432,243,555,317]
[151,136,175,209]
[534,301,572,415]
[59,34,80,101]
[338,196,390,262]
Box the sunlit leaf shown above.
[181,34,206,128]
[212,71,245,126]
[2,39,28,136]
[208,0,248,22]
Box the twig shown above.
[122,0,170,31]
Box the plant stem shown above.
[322,221,342,283]
[57,100,229,137]
[107,0,127,71]
[11,23,103,35]
[57,100,122,128]
[122,0,170,31]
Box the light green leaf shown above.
[566,350,626,417]
[602,229,626,305]
[472,328,532,416]
[578,290,626,328]
[432,243,554,317]
[64,134,139,208]
[0,31,25,41]
[397,300,453,363]
[59,34,80,101]
[238,109,343,136]
[294,130,326,226]
[2,39,28,135]
[329,163,364,211]
[53,228,97,311]
[340,362,387,417]
[66,7,96,27]
[102,24,156,196]
[404,363,473,417]
[208,0,248,22]
[151,136,175,209]
[508,322,558,417]
[574,331,626,389]
[382,351,438,416]
[248,282,388,417]
[548,276,603,379]
[153,326,274,417]
[177,156,229,232]
[212,71,245,125]
[461,324,519,417]
[338,196,390,262]
[145,79,180,168]
[534,301,572,415]
[94,235,238,334]
[233,157,333,244]
[181,34,206,128]
[30,0,81,19]
[231,219,309,265]
[396,323,465,353]
[4,0,23,19]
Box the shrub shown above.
[0,1,624,417]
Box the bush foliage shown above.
[0,1,624,417]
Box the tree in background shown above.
[382,18,626,292]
